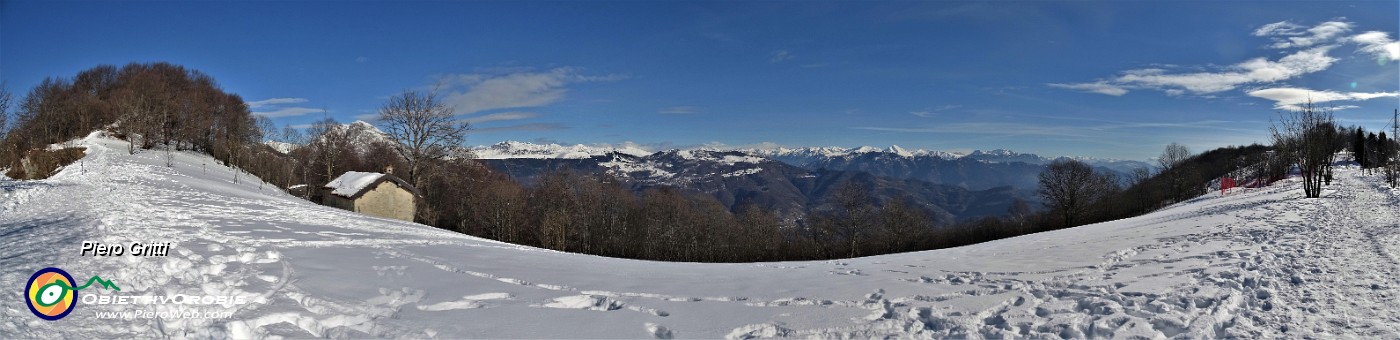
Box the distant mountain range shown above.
[272,126,1150,223]
[472,141,1151,223]
[473,140,652,159]
[477,149,1027,225]
[473,141,1150,174]
[473,141,1150,189]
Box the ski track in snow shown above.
[1,134,1398,339]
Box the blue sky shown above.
[2,1,1397,160]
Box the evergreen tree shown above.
[1354,128,1367,167]
[1368,132,1381,173]
[1379,132,1391,170]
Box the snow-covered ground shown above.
[2,134,1398,338]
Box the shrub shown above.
[5,147,86,180]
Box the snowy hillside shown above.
[3,134,1399,338]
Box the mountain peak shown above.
[969,149,1021,157]
[852,146,883,154]
[888,145,913,157]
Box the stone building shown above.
[322,171,419,222]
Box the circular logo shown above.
[26,267,77,321]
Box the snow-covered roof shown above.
[324,171,387,198]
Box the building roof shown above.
[323,171,420,199]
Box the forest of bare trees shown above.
[0,63,266,181]
[410,162,944,262]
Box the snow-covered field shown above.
[2,134,1398,338]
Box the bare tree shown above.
[308,116,350,184]
[1389,109,1399,188]
[1270,101,1336,198]
[879,196,932,253]
[255,115,276,144]
[479,177,527,244]
[1038,159,1115,228]
[280,125,304,145]
[1127,167,1152,188]
[1158,142,1190,170]
[737,204,784,261]
[377,88,469,187]
[0,82,12,139]
[825,181,876,258]
[1157,143,1194,201]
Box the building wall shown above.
[352,181,416,222]
[323,194,356,212]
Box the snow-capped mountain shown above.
[962,149,1046,164]
[741,144,1148,172]
[462,140,1149,173]
[263,141,298,154]
[480,148,1027,223]
[472,141,651,159]
[962,149,1153,174]
[266,120,393,154]
[468,141,1150,219]
[742,145,965,164]
[334,120,393,153]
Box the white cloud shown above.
[658,106,700,114]
[1047,81,1128,96]
[1246,87,1399,110]
[1119,46,1337,94]
[1352,31,1400,61]
[437,67,625,115]
[473,123,568,133]
[1255,20,1352,49]
[1049,20,1397,97]
[910,105,962,117]
[464,111,538,124]
[246,98,308,108]
[352,113,380,122]
[1054,46,1337,96]
[253,107,321,118]
[855,120,1258,143]
[1252,21,1304,37]
[770,50,794,63]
